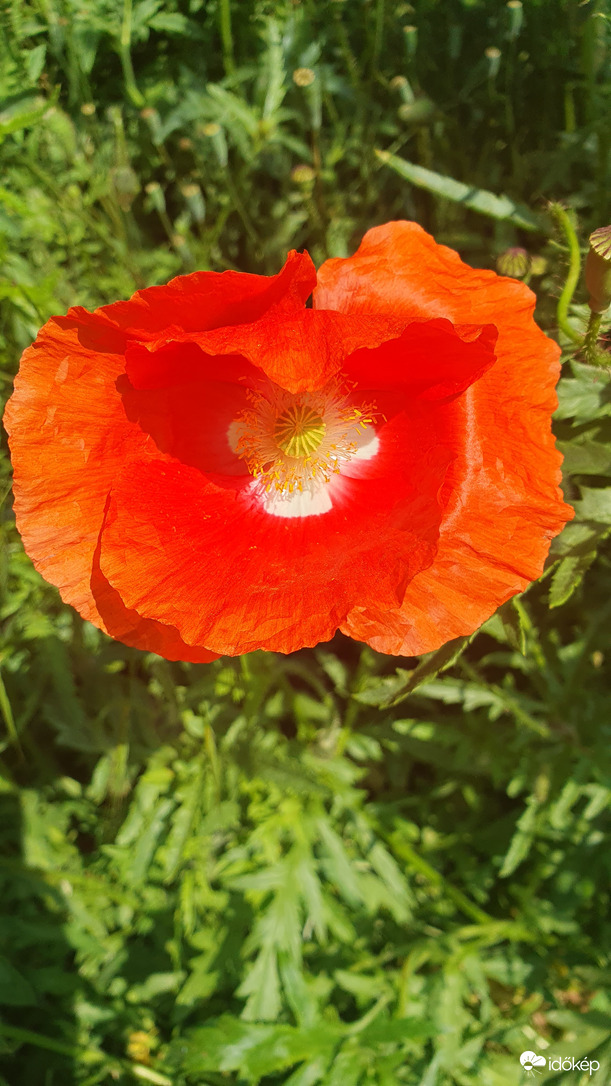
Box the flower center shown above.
[231,377,377,497]
[273,404,326,458]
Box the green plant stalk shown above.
[550,204,583,344]
[0,668,21,754]
[582,309,605,365]
[219,0,235,76]
[119,0,145,107]
[0,1022,103,1063]
[370,0,386,80]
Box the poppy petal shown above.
[180,309,408,394]
[3,310,217,660]
[98,411,451,654]
[315,220,571,654]
[90,248,318,338]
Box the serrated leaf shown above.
[176,1019,338,1079]
[498,797,541,877]
[484,599,527,652]
[555,361,611,423]
[551,517,611,557]
[239,942,281,1022]
[574,485,611,523]
[558,439,611,476]
[317,822,363,906]
[354,637,472,709]
[549,552,597,607]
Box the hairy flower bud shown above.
[585,225,611,313]
[496,247,530,278]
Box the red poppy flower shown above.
[4,221,571,661]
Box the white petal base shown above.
[255,481,334,519]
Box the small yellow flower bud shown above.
[585,225,611,313]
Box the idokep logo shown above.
[519,1050,601,1077]
[520,1052,546,1076]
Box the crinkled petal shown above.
[98,406,451,654]
[315,220,572,654]
[3,310,218,661]
[175,310,408,394]
[82,249,318,339]
[344,318,498,404]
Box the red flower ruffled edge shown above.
[3,221,572,661]
[2,251,321,664]
[315,221,572,654]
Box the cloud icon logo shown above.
[520,1051,546,1075]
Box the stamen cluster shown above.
[233,378,376,497]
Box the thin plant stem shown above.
[0,1022,101,1062]
[550,204,583,345]
[370,0,385,80]
[219,0,235,77]
[120,0,145,107]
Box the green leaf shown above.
[238,943,282,1021]
[326,1047,366,1086]
[574,485,611,523]
[555,361,611,423]
[177,1019,338,1080]
[0,93,52,142]
[549,551,597,607]
[375,151,541,230]
[148,12,190,33]
[558,439,611,476]
[317,822,363,906]
[354,636,471,708]
[483,599,527,652]
[498,797,541,877]
[0,958,37,1006]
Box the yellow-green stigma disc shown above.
[274,403,326,458]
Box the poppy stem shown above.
[549,203,583,346]
[582,309,608,367]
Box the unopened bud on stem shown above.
[496,247,529,278]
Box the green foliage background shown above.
[0,0,610,1083]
